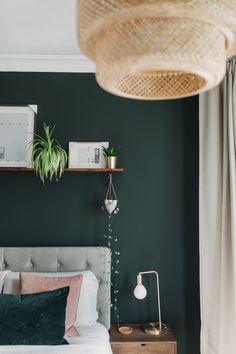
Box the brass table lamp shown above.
[134,271,167,336]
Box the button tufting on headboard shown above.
[0,247,111,329]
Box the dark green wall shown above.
[0,73,199,354]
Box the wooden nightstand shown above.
[110,324,177,354]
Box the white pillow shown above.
[0,270,10,292]
[3,270,98,327]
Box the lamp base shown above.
[143,322,167,336]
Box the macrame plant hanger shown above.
[104,173,118,214]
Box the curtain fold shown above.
[199,59,236,354]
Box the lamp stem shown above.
[138,271,162,331]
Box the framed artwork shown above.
[0,106,36,168]
[68,142,109,168]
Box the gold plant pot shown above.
[107,156,117,169]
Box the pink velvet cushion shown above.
[20,273,83,337]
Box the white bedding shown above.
[0,323,112,354]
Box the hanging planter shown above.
[104,173,118,214]
[105,199,117,214]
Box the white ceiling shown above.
[0,0,95,72]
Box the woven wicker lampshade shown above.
[77,0,236,100]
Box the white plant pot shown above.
[104,199,118,214]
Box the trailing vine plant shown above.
[102,174,120,327]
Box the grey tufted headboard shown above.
[0,247,111,329]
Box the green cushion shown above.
[0,287,69,345]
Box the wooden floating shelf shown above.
[0,167,124,173]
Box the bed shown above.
[0,247,112,354]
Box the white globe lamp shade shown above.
[134,285,147,300]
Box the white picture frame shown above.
[0,106,36,168]
[68,142,109,168]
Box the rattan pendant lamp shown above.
[77,0,236,100]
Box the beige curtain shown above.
[199,59,236,354]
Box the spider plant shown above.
[30,122,67,183]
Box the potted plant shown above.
[102,173,120,326]
[30,122,67,183]
[102,146,118,169]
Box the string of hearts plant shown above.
[102,174,120,327]
[29,122,67,183]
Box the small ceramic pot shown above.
[107,156,117,169]
[104,199,118,214]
